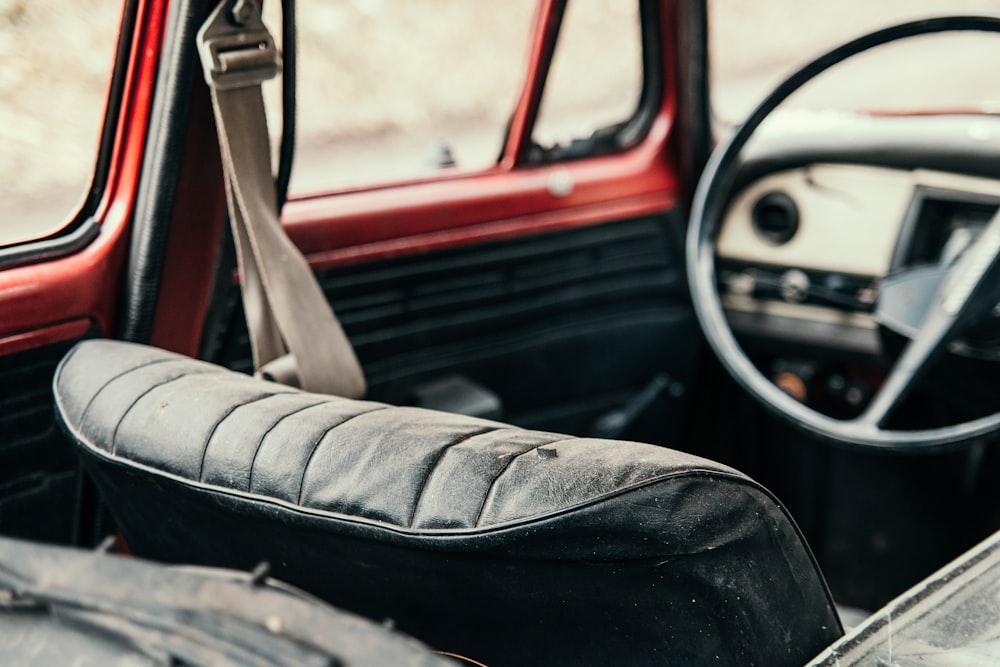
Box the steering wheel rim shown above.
[687,15,1000,452]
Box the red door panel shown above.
[185,0,701,443]
[0,0,168,545]
[283,119,679,271]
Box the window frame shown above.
[285,0,665,199]
[0,0,137,268]
[146,0,690,356]
[524,0,665,165]
[273,0,681,271]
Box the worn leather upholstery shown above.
[55,340,842,666]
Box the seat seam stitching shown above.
[198,392,291,483]
[407,426,501,529]
[247,399,329,492]
[88,442,748,537]
[472,436,568,528]
[52,343,81,389]
[78,357,184,426]
[296,406,391,505]
[110,370,218,456]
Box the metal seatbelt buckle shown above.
[197,0,281,91]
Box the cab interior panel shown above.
[0,338,89,545]
[202,213,700,442]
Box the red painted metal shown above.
[132,0,686,356]
[0,0,168,345]
[285,114,679,271]
[867,108,989,117]
[0,319,92,357]
[278,0,683,270]
[500,0,566,169]
[145,0,685,357]
[149,78,228,357]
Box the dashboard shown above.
[716,112,1000,355]
[716,111,1000,358]
[718,163,1000,356]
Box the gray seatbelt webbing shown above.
[196,0,365,398]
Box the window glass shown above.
[531,0,644,157]
[710,0,1000,124]
[0,1,121,246]
[285,0,537,195]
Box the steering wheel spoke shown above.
[857,312,956,429]
[861,211,1000,429]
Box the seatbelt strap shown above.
[196,0,365,398]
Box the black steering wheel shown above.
[687,16,1000,452]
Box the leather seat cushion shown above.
[54,340,841,666]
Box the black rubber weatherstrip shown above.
[124,0,296,343]
[620,0,666,149]
[275,0,296,211]
[119,0,209,344]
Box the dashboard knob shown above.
[725,271,756,297]
[780,269,810,303]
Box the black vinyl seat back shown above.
[54,340,842,666]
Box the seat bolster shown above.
[55,340,742,530]
[53,340,204,428]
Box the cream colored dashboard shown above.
[716,164,1000,353]
[719,164,1000,274]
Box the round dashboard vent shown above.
[751,191,799,245]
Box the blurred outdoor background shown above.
[2,0,1000,246]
